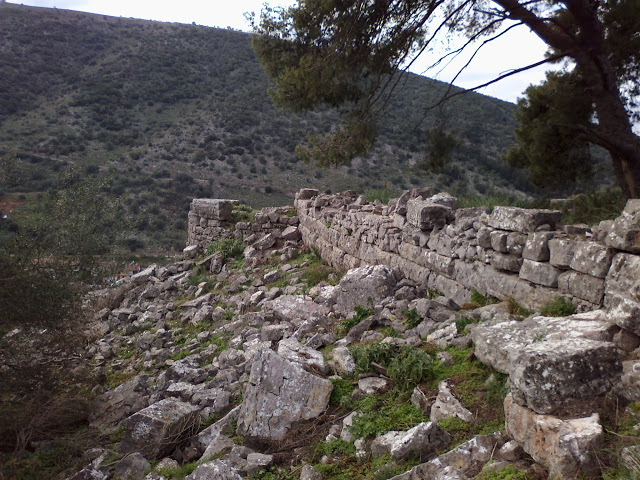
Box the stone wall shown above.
[187,199,300,248]
[294,188,640,314]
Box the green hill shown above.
[0,3,531,251]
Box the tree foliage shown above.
[252,0,640,197]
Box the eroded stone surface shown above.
[185,460,242,480]
[430,381,474,423]
[505,394,602,479]
[371,421,450,461]
[263,295,329,327]
[406,200,452,231]
[335,265,401,315]
[604,199,640,254]
[236,348,332,441]
[604,253,640,335]
[487,207,561,233]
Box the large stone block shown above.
[505,395,603,480]
[519,258,562,287]
[191,199,234,221]
[490,252,523,273]
[510,337,621,415]
[262,295,330,327]
[604,252,640,335]
[549,237,575,268]
[522,232,555,261]
[569,241,615,278]
[335,264,400,315]
[236,348,333,441]
[487,206,562,233]
[557,271,605,305]
[406,200,452,231]
[119,398,200,459]
[604,199,640,253]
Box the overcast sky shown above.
[10,0,556,104]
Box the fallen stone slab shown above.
[119,397,200,459]
[505,394,602,480]
[389,432,505,479]
[510,337,621,415]
[277,337,327,374]
[430,381,474,423]
[487,206,562,233]
[236,348,333,441]
[262,295,329,327]
[371,421,450,461]
[604,252,640,335]
[335,265,401,315]
[185,460,242,480]
[470,311,617,374]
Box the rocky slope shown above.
[61,190,640,480]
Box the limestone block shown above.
[236,348,333,441]
[329,346,356,375]
[506,232,527,255]
[296,188,319,200]
[470,311,617,374]
[604,199,640,253]
[604,253,640,335]
[358,376,392,394]
[616,360,640,402]
[185,461,242,480]
[262,295,329,327]
[476,226,492,249]
[510,337,621,415]
[487,206,562,233]
[522,232,555,261]
[489,230,509,253]
[557,271,605,305]
[371,421,450,461]
[191,199,233,221]
[549,237,575,268]
[519,259,561,287]
[335,265,400,315]
[406,200,452,231]
[390,432,505,479]
[570,241,615,278]
[119,398,200,459]
[505,395,603,479]
[490,252,523,273]
[428,192,459,210]
[430,381,474,423]
[277,338,327,374]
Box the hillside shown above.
[0,3,530,251]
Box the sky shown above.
[9,0,557,104]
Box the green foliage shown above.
[402,308,423,329]
[420,125,459,173]
[313,439,356,458]
[505,298,532,318]
[437,416,469,433]
[476,464,530,480]
[329,376,357,406]
[455,316,480,334]
[558,188,627,226]
[540,297,576,317]
[249,467,296,480]
[364,186,392,204]
[205,238,245,261]
[505,71,594,191]
[341,306,374,332]
[155,460,199,479]
[470,290,497,308]
[231,204,255,223]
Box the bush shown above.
[205,238,245,261]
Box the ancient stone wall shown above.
[293,188,640,314]
[187,199,300,248]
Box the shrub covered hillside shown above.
[0,3,535,251]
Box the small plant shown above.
[285,208,297,217]
[341,305,374,332]
[231,204,255,223]
[506,297,532,317]
[540,296,576,317]
[329,376,356,406]
[325,220,332,228]
[455,315,480,334]
[402,308,422,329]
[156,460,199,479]
[205,238,245,261]
[313,439,356,459]
[426,288,444,299]
[350,390,429,437]
[470,289,498,307]
[476,464,530,480]
[437,416,468,433]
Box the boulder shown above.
[236,348,333,441]
[549,237,575,268]
[371,421,450,461]
[89,374,151,426]
[277,337,327,373]
[262,295,329,327]
[406,200,452,231]
[557,271,605,305]
[604,199,640,253]
[119,398,200,459]
[505,394,603,479]
[510,337,621,415]
[390,432,505,479]
[430,381,474,423]
[335,265,401,315]
[487,207,562,233]
[604,253,640,335]
[329,346,356,375]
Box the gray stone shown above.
[476,227,493,249]
[119,398,200,459]
[335,265,400,315]
[605,199,640,254]
[549,238,575,268]
[430,381,474,423]
[616,360,640,402]
[489,230,509,253]
[428,192,459,210]
[296,188,319,200]
[519,259,561,287]
[406,200,452,231]
[263,295,329,327]
[246,453,274,476]
[510,337,621,415]
[470,311,617,374]
[114,452,150,480]
[621,445,640,475]
[282,225,301,241]
[390,432,505,480]
[604,253,640,335]
[371,421,450,461]
[277,337,327,373]
[185,461,242,480]
[358,376,392,395]
[487,207,562,233]
[329,346,356,375]
[490,252,522,273]
[523,232,555,261]
[300,464,323,480]
[506,232,527,255]
[89,374,151,426]
[570,241,615,278]
[254,233,277,251]
[191,199,233,221]
[236,348,333,441]
[557,271,605,304]
[505,394,602,480]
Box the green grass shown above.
[455,315,480,334]
[476,464,531,480]
[341,306,374,332]
[540,296,576,317]
[402,308,422,329]
[155,460,199,479]
[205,238,245,261]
